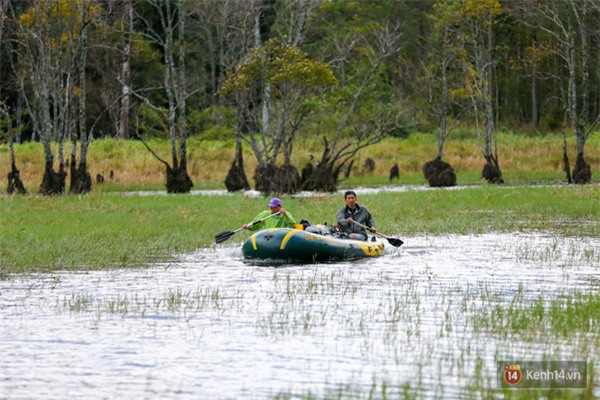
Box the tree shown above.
[0,0,26,194]
[135,0,193,193]
[118,0,133,140]
[414,7,464,187]
[300,18,404,192]
[1,107,27,195]
[518,0,600,184]
[221,37,337,194]
[195,0,263,192]
[69,0,104,194]
[443,0,504,183]
[13,0,72,195]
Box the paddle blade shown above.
[387,237,404,247]
[214,230,235,244]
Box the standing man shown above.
[336,190,377,240]
[242,197,296,231]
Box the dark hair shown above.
[344,190,357,199]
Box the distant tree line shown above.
[0,0,598,195]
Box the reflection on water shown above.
[1,233,599,399]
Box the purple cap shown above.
[268,197,282,207]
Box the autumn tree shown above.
[12,1,72,194]
[221,38,337,194]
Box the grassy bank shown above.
[1,130,599,191]
[1,184,598,274]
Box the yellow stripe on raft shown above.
[280,229,300,250]
[356,241,385,256]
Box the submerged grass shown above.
[48,264,598,399]
[471,287,600,339]
[0,184,598,273]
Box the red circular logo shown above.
[503,364,522,385]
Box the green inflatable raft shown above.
[242,227,385,263]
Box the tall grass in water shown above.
[53,275,599,400]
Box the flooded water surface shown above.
[1,233,599,399]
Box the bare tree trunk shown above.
[561,111,572,184]
[71,12,92,195]
[531,62,539,126]
[119,0,132,140]
[2,108,27,194]
[39,158,66,196]
[171,0,192,193]
[225,104,251,192]
[484,25,503,184]
[530,1,599,184]
[138,0,192,193]
[572,153,591,184]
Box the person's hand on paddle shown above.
[216,210,282,244]
[347,217,376,233]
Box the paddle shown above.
[214,211,281,244]
[350,220,404,247]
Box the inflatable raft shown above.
[242,227,384,263]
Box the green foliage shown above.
[130,32,163,88]
[0,116,7,145]
[137,103,167,138]
[1,185,598,273]
[3,0,598,141]
[187,106,235,140]
[220,38,337,97]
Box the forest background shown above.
[0,0,599,195]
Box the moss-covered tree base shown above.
[225,160,250,192]
[276,164,300,194]
[166,166,193,193]
[254,164,301,194]
[70,161,92,194]
[300,162,314,186]
[39,162,66,195]
[300,163,338,192]
[572,153,591,184]
[254,165,277,194]
[482,158,504,184]
[7,163,27,195]
[423,158,456,187]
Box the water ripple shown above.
[1,233,599,399]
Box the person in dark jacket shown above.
[335,190,377,240]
